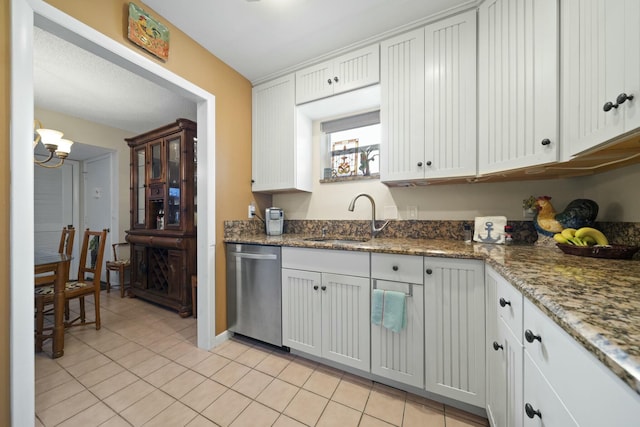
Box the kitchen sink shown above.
[303,237,370,244]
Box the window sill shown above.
[320,173,380,184]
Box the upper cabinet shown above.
[380,10,477,184]
[561,0,640,159]
[252,74,312,193]
[478,0,559,174]
[295,45,380,105]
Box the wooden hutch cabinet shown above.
[125,119,197,317]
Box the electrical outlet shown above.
[407,206,418,219]
[522,208,535,219]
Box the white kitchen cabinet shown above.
[381,10,476,183]
[252,74,312,193]
[424,258,485,407]
[281,248,370,371]
[424,10,477,179]
[295,45,380,105]
[485,267,523,427]
[561,0,640,158]
[379,27,425,182]
[370,254,424,388]
[478,0,559,174]
[523,298,640,427]
[523,353,579,427]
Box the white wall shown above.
[35,107,134,241]
[274,120,640,222]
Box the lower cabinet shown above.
[281,248,370,371]
[523,353,578,426]
[370,254,425,388]
[424,258,485,407]
[486,267,524,427]
[128,236,195,317]
[487,318,524,427]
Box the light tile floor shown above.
[35,291,489,427]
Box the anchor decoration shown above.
[473,216,507,244]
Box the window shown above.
[321,111,380,181]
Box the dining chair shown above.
[35,228,108,349]
[58,226,75,257]
[33,263,61,352]
[105,242,131,298]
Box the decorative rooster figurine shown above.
[533,196,599,237]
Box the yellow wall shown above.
[1,1,254,422]
[41,0,254,335]
[1,1,10,424]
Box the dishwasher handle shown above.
[229,251,279,261]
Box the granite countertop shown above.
[225,233,640,396]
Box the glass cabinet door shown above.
[134,147,146,226]
[167,136,181,227]
[150,140,163,181]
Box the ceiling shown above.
[34,0,471,159]
[144,0,472,83]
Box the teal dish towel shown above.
[371,289,384,325]
[382,290,406,333]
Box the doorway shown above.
[10,1,217,425]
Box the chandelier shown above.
[33,120,74,168]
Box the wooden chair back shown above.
[76,228,108,286]
[111,242,130,262]
[57,226,75,257]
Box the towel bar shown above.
[372,279,413,297]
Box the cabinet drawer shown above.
[149,183,165,199]
[282,247,369,277]
[371,253,423,284]
[523,298,640,426]
[495,272,523,342]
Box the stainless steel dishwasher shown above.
[226,243,282,347]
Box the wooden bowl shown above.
[556,243,640,260]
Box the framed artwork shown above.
[331,139,359,177]
[127,3,170,61]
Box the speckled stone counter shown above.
[224,232,640,396]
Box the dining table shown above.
[35,251,71,358]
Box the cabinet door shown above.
[295,45,380,105]
[425,10,477,179]
[561,0,628,157]
[149,138,164,182]
[320,273,370,371]
[487,318,524,427]
[295,61,334,104]
[130,244,147,290]
[424,258,485,406]
[380,27,425,182]
[523,354,579,427]
[167,249,185,301]
[332,45,380,96]
[132,146,147,228]
[252,74,312,193]
[371,280,424,388]
[478,0,558,174]
[282,268,322,357]
[166,136,182,228]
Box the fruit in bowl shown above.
[553,227,608,246]
[554,227,639,259]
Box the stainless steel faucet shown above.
[348,193,390,238]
